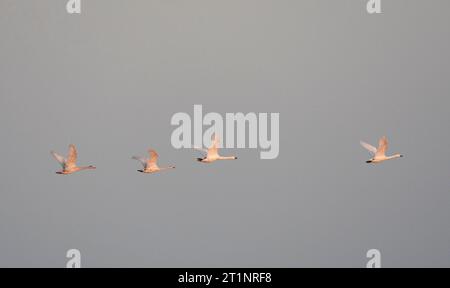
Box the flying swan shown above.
[132,149,175,173]
[360,136,404,164]
[195,134,238,163]
[51,144,96,175]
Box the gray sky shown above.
[0,0,449,267]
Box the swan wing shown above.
[132,156,148,169]
[65,144,78,169]
[360,141,377,156]
[207,134,220,157]
[148,149,159,170]
[375,136,388,158]
[51,151,66,168]
[193,147,207,158]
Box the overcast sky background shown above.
[0,0,449,267]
